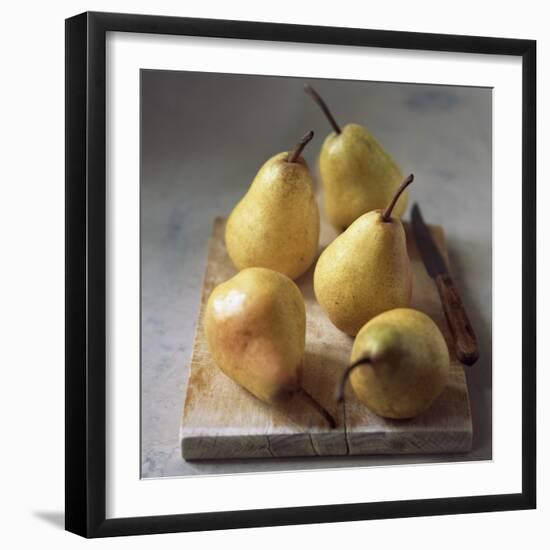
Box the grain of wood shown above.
[180,217,472,460]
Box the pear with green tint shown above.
[337,308,450,419]
[225,131,320,280]
[314,175,414,336]
[305,85,407,230]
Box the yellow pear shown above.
[305,85,407,230]
[337,308,450,419]
[225,132,320,280]
[205,267,335,427]
[314,175,414,336]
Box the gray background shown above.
[141,70,492,478]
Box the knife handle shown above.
[435,273,479,366]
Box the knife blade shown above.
[411,203,479,366]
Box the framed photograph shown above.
[65,11,536,537]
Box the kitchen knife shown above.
[411,203,479,366]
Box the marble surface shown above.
[140,70,492,478]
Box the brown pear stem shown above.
[287,130,314,163]
[297,388,336,429]
[336,356,372,403]
[304,84,341,134]
[382,174,414,222]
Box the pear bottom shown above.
[350,308,450,419]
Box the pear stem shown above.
[304,84,341,134]
[287,130,315,163]
[382,174,414,222]
[298,388,336,429]
[336,356,372,403]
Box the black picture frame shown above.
[65,11,536,538]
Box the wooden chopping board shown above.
[180,217,473,460]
